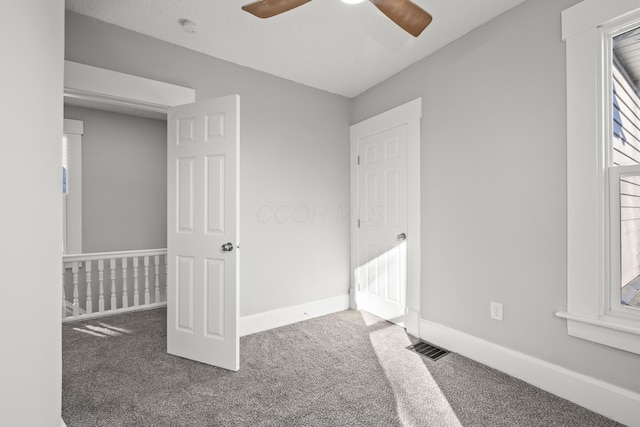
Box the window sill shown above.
[556,311,640,354]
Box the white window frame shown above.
[63,119,83,254]
[610,165,640,317]
[558,0,640,355]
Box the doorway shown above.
[350,98,422,335]
[63,62,240,371]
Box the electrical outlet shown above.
[490,302,503,321]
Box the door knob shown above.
[397,233,407,241]
[221,242,234,252]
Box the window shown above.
[611,31,640,310]
[560,0,640,355]
[63,119,83,254]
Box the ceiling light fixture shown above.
[341,0,366,3]
[242,0,432,37]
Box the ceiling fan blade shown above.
[369,0,433,37]
[242,0,312,19]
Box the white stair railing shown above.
[62,249,167,322]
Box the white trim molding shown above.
[62,303,168,324]
[560,0,640,355]
[555,311,640,354]
[63,118,83,135]
[239,294,350,337]
[419,319,640,427]
[62,119,83,255]
[561,0,640,40]
[64,61,195,112]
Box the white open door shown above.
[167,95,240,371]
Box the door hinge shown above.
[357,155,360,165]
[357,219,360,228]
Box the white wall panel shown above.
[1,1,64,425]
[205,155,225,235]
[206,113,226,141]
[177,158,195,233]
[176,256,195,332]
[205,258,225,338]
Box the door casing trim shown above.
[64,61,194,113]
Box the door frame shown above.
[64,61,195,115]
[350,98,422,336]
[61,60,197,415]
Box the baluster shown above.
[110,258,117,311]
[122,257,129,309]
[154,255,160,303]
[144,256,150,305]
[98,260,105,312]
[72,261,80,317]
[62,265,67,319]
[133,257,140,306]
[85,260,93,314]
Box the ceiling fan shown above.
[241,0,433,37]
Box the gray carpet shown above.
[62,308,621,427]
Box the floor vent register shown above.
[406,340,450,361]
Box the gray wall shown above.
[64,105,168,253]
[351,0,640,393]
[0,1,63,424]
[65,11,351,316]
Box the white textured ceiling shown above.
[65,0,526,98]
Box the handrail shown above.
[63,248,167,263]
[62,248,168,322]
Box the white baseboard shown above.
[405,307,420,337]
[60,418,67,427]
[62,302,167,323]
[419,319,640,427]
[240,294,350,337]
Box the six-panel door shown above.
[167,95,240,371]
[356,124,408,325]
